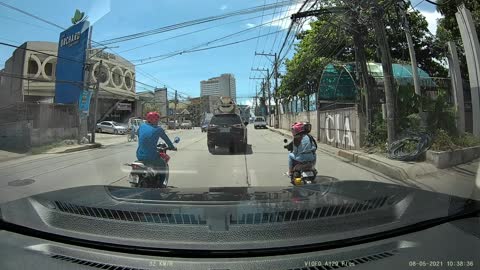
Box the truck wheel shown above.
[208,144,215,154]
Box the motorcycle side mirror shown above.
[174,137,180,143]
[283,139,288,143]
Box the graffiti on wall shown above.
[319,108,357,149]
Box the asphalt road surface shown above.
[0,127,396,204]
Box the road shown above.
[0,127,396,204]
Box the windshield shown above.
[0,0,479,263]
[210,114,242,125]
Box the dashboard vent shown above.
[53,201,207,225]
[289,250,397,270]
[231,196,391,225]
[50,254,147,270]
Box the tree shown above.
[435,0,480,78]
[279,0,447,100]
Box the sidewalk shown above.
[0,150,28,163]
[267,126,479,198]
[0,129,185,160]
[45,129,184,154]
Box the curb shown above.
[267,126,411,181]
[338,150,410,181]
[56,143,102,154]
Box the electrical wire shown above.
[118,10,281,54]
[135,30,284,66]
[130,15,289,63]
[97,0,305,45]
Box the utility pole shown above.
[372,4,396,145]
[90,60,102,144]
[250,73,267,117]
[397,0,424,127]
[349,3,374,132]
[397,0,421,97]
[274,53,280,128]
[174,90,178,130]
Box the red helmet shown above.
[146,111,160,123]
[291,122,311,136]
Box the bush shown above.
[453,133,480,148]
[430,129,456,151]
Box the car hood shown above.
[1,181,479,252]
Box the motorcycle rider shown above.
[136,111,177,168]
[287,122,317,176]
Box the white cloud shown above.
[420,10,443,35]
[264,2,313,30]
[246,23,256,28]
[220,5,228,11]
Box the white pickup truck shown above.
[253,117,267,129]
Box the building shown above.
[0,41,136,124]
[200,73,236,101]
[153,87,168,117]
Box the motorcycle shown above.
[125,136,180,188]
[283,138,318,186]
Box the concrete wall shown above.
[276,106,363,150]
[0,121,31,152]
[0,103,79,151]
[30,127,77,146]
[427,146,480,169]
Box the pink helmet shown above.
[291,122,311,136]
[146,111,160,123]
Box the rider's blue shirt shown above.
[136,123,174,161]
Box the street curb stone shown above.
[57,143,102,154]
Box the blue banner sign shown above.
[78,90,92,115]
[55,20,90,104]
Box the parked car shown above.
[167,121,179,129]
[180,120,193,129]
[207,113,248,154]
[253,117,267,129]
[96,121,128,135]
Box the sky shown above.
[0,0,442,106]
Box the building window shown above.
[125,75,132,88]
[28,60,39,75]
[112,71,122,86]
[44,62,53,76]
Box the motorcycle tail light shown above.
[132,164,141,169]
[159,152,170,163]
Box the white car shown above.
[253,117,267,129]
[180,120,193,129]
[96,121,128,135]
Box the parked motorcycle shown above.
[125,137,180,188]
[283,138,318,186]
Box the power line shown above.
[135,30,284,66]
[0,1,64,30]
[97,0,304,45]
[118,11,280,54]
[131,15,289,63]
